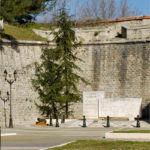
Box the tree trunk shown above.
[52,102,57,119]
[65,101,69,118]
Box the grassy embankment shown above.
[0,24,47,41]
[49,140,150,150]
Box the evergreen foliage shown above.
[32,8,88,118]
[0,0,56,24]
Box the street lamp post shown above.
[0,91,9,128]
[0,0,4,31]
[4,70,17,128]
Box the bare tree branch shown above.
[100,0,107,19]
[108,0,116,19]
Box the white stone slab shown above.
[83,91,104,119]
[99,98,142,120]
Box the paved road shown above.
[1,127,113,150]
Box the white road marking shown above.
[40,141,75,150]
[1,133,17,136]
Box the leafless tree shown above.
[79,0,116,20]
[79,0,139,20]
[100,0,107,19]
[119,0,130,17]
[38,0,140,23]
[119,0,140,17]
[107,0,116,19]
[79,1,93,19]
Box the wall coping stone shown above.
[82,39,150,45]
[0,39,48,45]
[33,28,108,33]
[0,39,150,46]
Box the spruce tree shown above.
[32,8,88,118]
[32,48,63,118]
[54,9,88,118]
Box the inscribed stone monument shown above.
[83,91,142,120]
[99,98,142,120]
[83,91,104,119]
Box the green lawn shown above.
[22,22,56,31]
[113,130,150,133]
[49,140,150,150]
[0,24,47,41]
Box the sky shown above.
[37,0,150,22]
[71,0,150,15]
[128,0,150,15]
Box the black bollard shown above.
[61,115,65,124]
[56,116,59,127]
[106,116,110,127]
[50,114,53,126]
[136,115,140,128]
[83,116,86,127]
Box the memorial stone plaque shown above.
[99,98,142,120]
[83,91,104,119]
[83,91,142,120]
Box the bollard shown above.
[61,115,65,124]
[83,116,86,127]
[50,115,53,126]
[136,115,140,128]
[56,116,59,127]
[106,116,110,127]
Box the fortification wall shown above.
[0,40,46,127]
[0,39,150,127]
[74,40,150,119]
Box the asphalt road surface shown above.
[1,127,113,150]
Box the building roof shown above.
[76,16,150,27]
[102,16,150,23]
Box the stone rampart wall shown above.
[0,39,150,127]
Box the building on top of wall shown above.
[33,16,150,42]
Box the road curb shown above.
[105,132,150,140]
[40,141,75,150]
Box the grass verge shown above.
[48,140,150,150]
[113,130,150,133]
[0,24,47,41]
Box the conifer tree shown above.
[32,7,88,118]
[54,8,88,118]
[32,48,63,118]
[0,0,56,24]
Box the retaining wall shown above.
[0,39,150,127]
